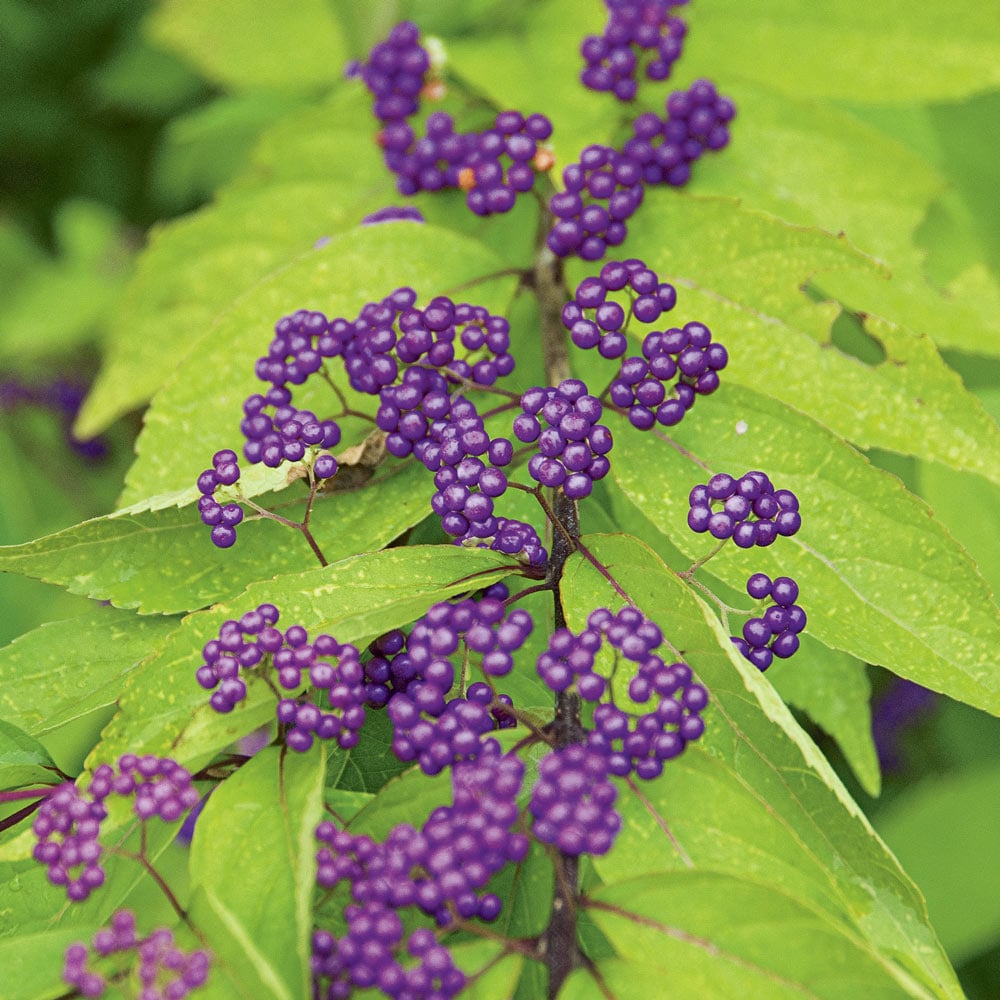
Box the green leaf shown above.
[89,546,517,770]
[561,533,962,997]
[145,0,347,93]
[683,0,1000,103]
[617,192,1000,485]
[153,92,309,209]
[0,462,433,614]
[0,607,180,741]
[188,746,326,1000]
[114,222,512,505]
[663,85,942,265]
[609,383,1000,714]
[326,710,409,795]
[917,460,1000,600]
[447,0,613,164]
[76,176,389,437]
[875,762,1000,964]
[0,720,58,791]
[559,958,699,999]
[0,925,102,1000]
[768,639,881,798]
[585,873,921,998]
[451,940,523,999]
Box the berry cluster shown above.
[371,588,530,774]
[513,379,613,498]
[312,904,465,1000]
[610,319,728,429]
[532,606,708,855]
[355,21,430,123]
[529,743,622,856]
[382,108,555,212]
[562,258,677,359]
[33,756,200,902]
[623,80,736,187]
[196,604,367,751]
[560,259,727,428]
[355,23,554,217]
[548,83,735,260]
[580,0,689,101]
[195,449,244,548]
[354,15,735,260]
[732,573,807,671]
[546,144,643,260]
[196,281,551,567]
[687,471,801,547]
[316,747,526,922]
[63,911,210,1000]
[458,110,555,216]
[423,396,548,564]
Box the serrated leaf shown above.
[616,192,1000,485]
[584,873,920,999]
[561,533,961,997]
[0,607,180,740]
[876,762,1000,964]
[768,639,881,798]
[145,0,347,93]
[0,462,433,614]
[113,222,512,505]
[0,720,58,791]
[188,746,325,1000]
[661,82,1000,357]
[660,84,942,266]
[609,384,1000,714]
[88,546,517,770]
[77,175,391,437]
[683,0,1000,103]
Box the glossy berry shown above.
[546,144,643,261]
[529,743,622,855]
[580,1,688,101]
[687,471,801,547]
[516,379,613,498]
[731,574,806,670]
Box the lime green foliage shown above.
[189,747,325,1000]
[0,462,433,614]
[146,0,347,93]
[610,386,1000,713]
[769,640,881,797]
[0,608,179,772]
[877,764,1000,965]
[563,534,962,997]
[88,547,516,770]
[0,721,59,791]
[682,1,1000,102]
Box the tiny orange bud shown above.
[458,167,477,191]
[421,79,446,102]
[533,148,556,172]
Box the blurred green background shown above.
[0,1,997,996]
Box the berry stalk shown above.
[532,217,588,998]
